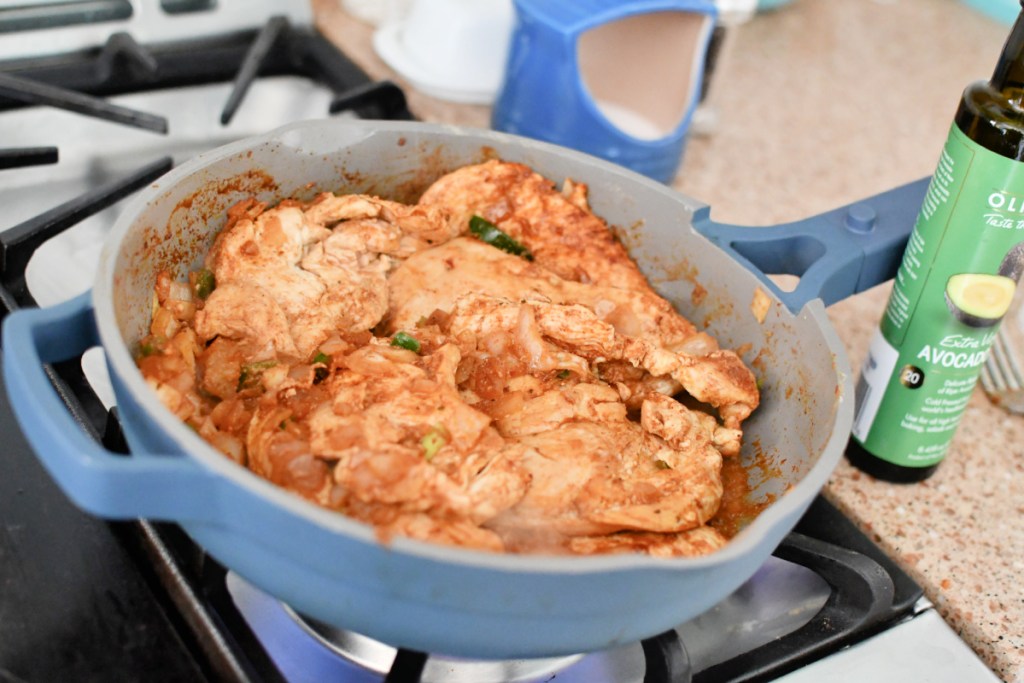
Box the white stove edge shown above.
[777,600,1000,683]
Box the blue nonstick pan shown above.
[1,119,927,659]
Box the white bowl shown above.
[373,0,514,104]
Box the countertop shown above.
[312,1,1023,679]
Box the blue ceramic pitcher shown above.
[492,0,717,183]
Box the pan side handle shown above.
[2,292,218,522]
[692,177,930,313]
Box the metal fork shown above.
[981,326,1024,415]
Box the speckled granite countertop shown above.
[314,1,1023,679]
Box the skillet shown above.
[1,120,927,658]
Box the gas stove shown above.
[0,2,1000,681]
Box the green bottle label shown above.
[851,123,1024,468]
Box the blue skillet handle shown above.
[2,292,217,522]
[692,176,931,313]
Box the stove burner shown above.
[222,518,918,683]
[289,611,586,683]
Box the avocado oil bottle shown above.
[847,3,1024,482]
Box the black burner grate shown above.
[0,21,412,119]
[0,17,412,179]
[0,145,57,169]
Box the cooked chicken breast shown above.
[567,525,728,557]
[398,282,756,437]
[418,159,649,291]
[436,294,725,538]
[490,413,723,538]
[386,236,699,350]
[137,160,761,557]
[197,192,456,361]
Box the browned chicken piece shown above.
[418,159,652,291]
[296,232,390,353]
[440,292,758,433]
[566,525,728,557]
[595,361,678,411]
[304,193,462,247]
[243,342,530,538]
[619,339,758,430]
[195,282,300,359]
[206,204,329,311]
[387,237,698,352]
[445,294,596,380]
[494,383,627,436]
[529,293,752,424]
[436,295,726,539]
[488,419,722,538]
[201,194,459,362]
[385,240,753,423]
[640,393,726,461]
[202,202,396,359]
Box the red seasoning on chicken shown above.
[136,160,759,556]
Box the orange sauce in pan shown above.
[708,440,780,539]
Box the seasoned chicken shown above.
[567,526,728,557]
[431,290,757,435]
[419,159,650,291]
[196,192,456,361]
[436,294,726,538]
[490,412,723,538]
[304,192,463,255]
[243,342,531,546]
[137,159,761,558]
[387,237,699,350]
[386,237,758,429]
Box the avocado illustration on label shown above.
[997,241,1024,281]
[944,273,1017,327]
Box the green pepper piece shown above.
[238,359,277,392]
[312,350,331,383]
[193,268,216,300]
[469,215,534,260]
[421,426,448,461]
[390,331,421,353]
[138,335,166,358]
